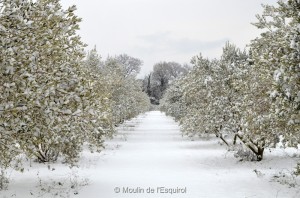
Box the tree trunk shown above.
[235,134,265,161]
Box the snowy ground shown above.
[2,111,300,198]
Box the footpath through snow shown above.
[3,111,300,198]
[78,111,299,198]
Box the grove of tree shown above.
[0,0,150,172]
[161,0,299,165]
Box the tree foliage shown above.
[0,0,150,170]
[161,0,300,161]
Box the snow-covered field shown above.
[2,111,300,198]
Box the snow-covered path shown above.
[77,111,299,198]
[3,111,299,198]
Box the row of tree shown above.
[161,0,299,162]
[0,0,150,172]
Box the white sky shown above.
[61,0,277,77]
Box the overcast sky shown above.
[61,0,277,77]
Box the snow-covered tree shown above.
[83,47,115,145]
[233,0,300,161]
[163,2,299,162]
[85,46,102,73]
[160,79,185,121]
[102,57,150,125]
[0,0,105,165]
[161,43,267,161]
[249,0,300,148]
[161,1,299,162]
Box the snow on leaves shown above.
[0,0,150,170]
[161,0,300,161]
